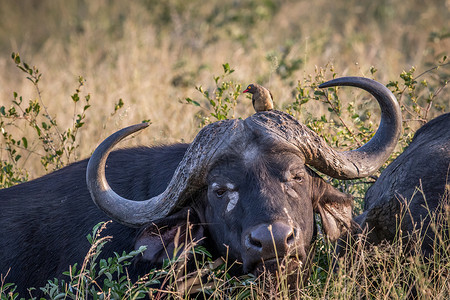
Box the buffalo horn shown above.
[248,77,402,179]
[86,119,243,227]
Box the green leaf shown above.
[34,125,41,136]
[185,98,200,106]
[222,62,234,74]
[22,137,28,149]
[118,255,132,263]
[14,53,20,64]
[71,93,80,102]
[314,90,325,96]
[114,99,124,112]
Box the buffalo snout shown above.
[243,222,300,271]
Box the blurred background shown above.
[0,0,449,179]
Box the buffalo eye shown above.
[292,174,303,182]
[284,169,304,183]
[215,188,227,198]
[210,182,236,198]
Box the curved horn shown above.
[316,77,402,178]
[86,120,244,228]
[247,77,402,179]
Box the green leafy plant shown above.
[282,60,449,212]
[0,54,133,189]
[0,53,91,188]
[185,63,242,127]
[38,221,155,300]
[387,57,449,148]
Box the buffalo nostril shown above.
[286,229,295,245]
[245,222,296,255]
[248,235,263,249]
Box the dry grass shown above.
[314,197,450,300]
[31,199,448,299]
[0,0,448,177]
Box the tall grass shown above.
[312,193,449,300]
[1,197,448,299]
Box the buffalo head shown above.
[86,77,402,282]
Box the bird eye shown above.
[247,85,251,90]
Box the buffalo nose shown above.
[245,222,296,257]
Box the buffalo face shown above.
[202,139,353,278]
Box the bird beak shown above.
[243,89,249,93]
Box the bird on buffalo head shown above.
[243,83,274,112]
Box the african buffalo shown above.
[353,112,449,255]
[0,77,402,296]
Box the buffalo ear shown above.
[313,180,353,242]
[134,208,205,265]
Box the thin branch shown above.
[414,62,450,80]
[323,90,363,147]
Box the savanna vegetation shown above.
[0,0,449,299]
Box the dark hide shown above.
[0,145,188,296]
[1,138,353,297]
[354,113,450,255]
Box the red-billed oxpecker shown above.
[243,83,274,112]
